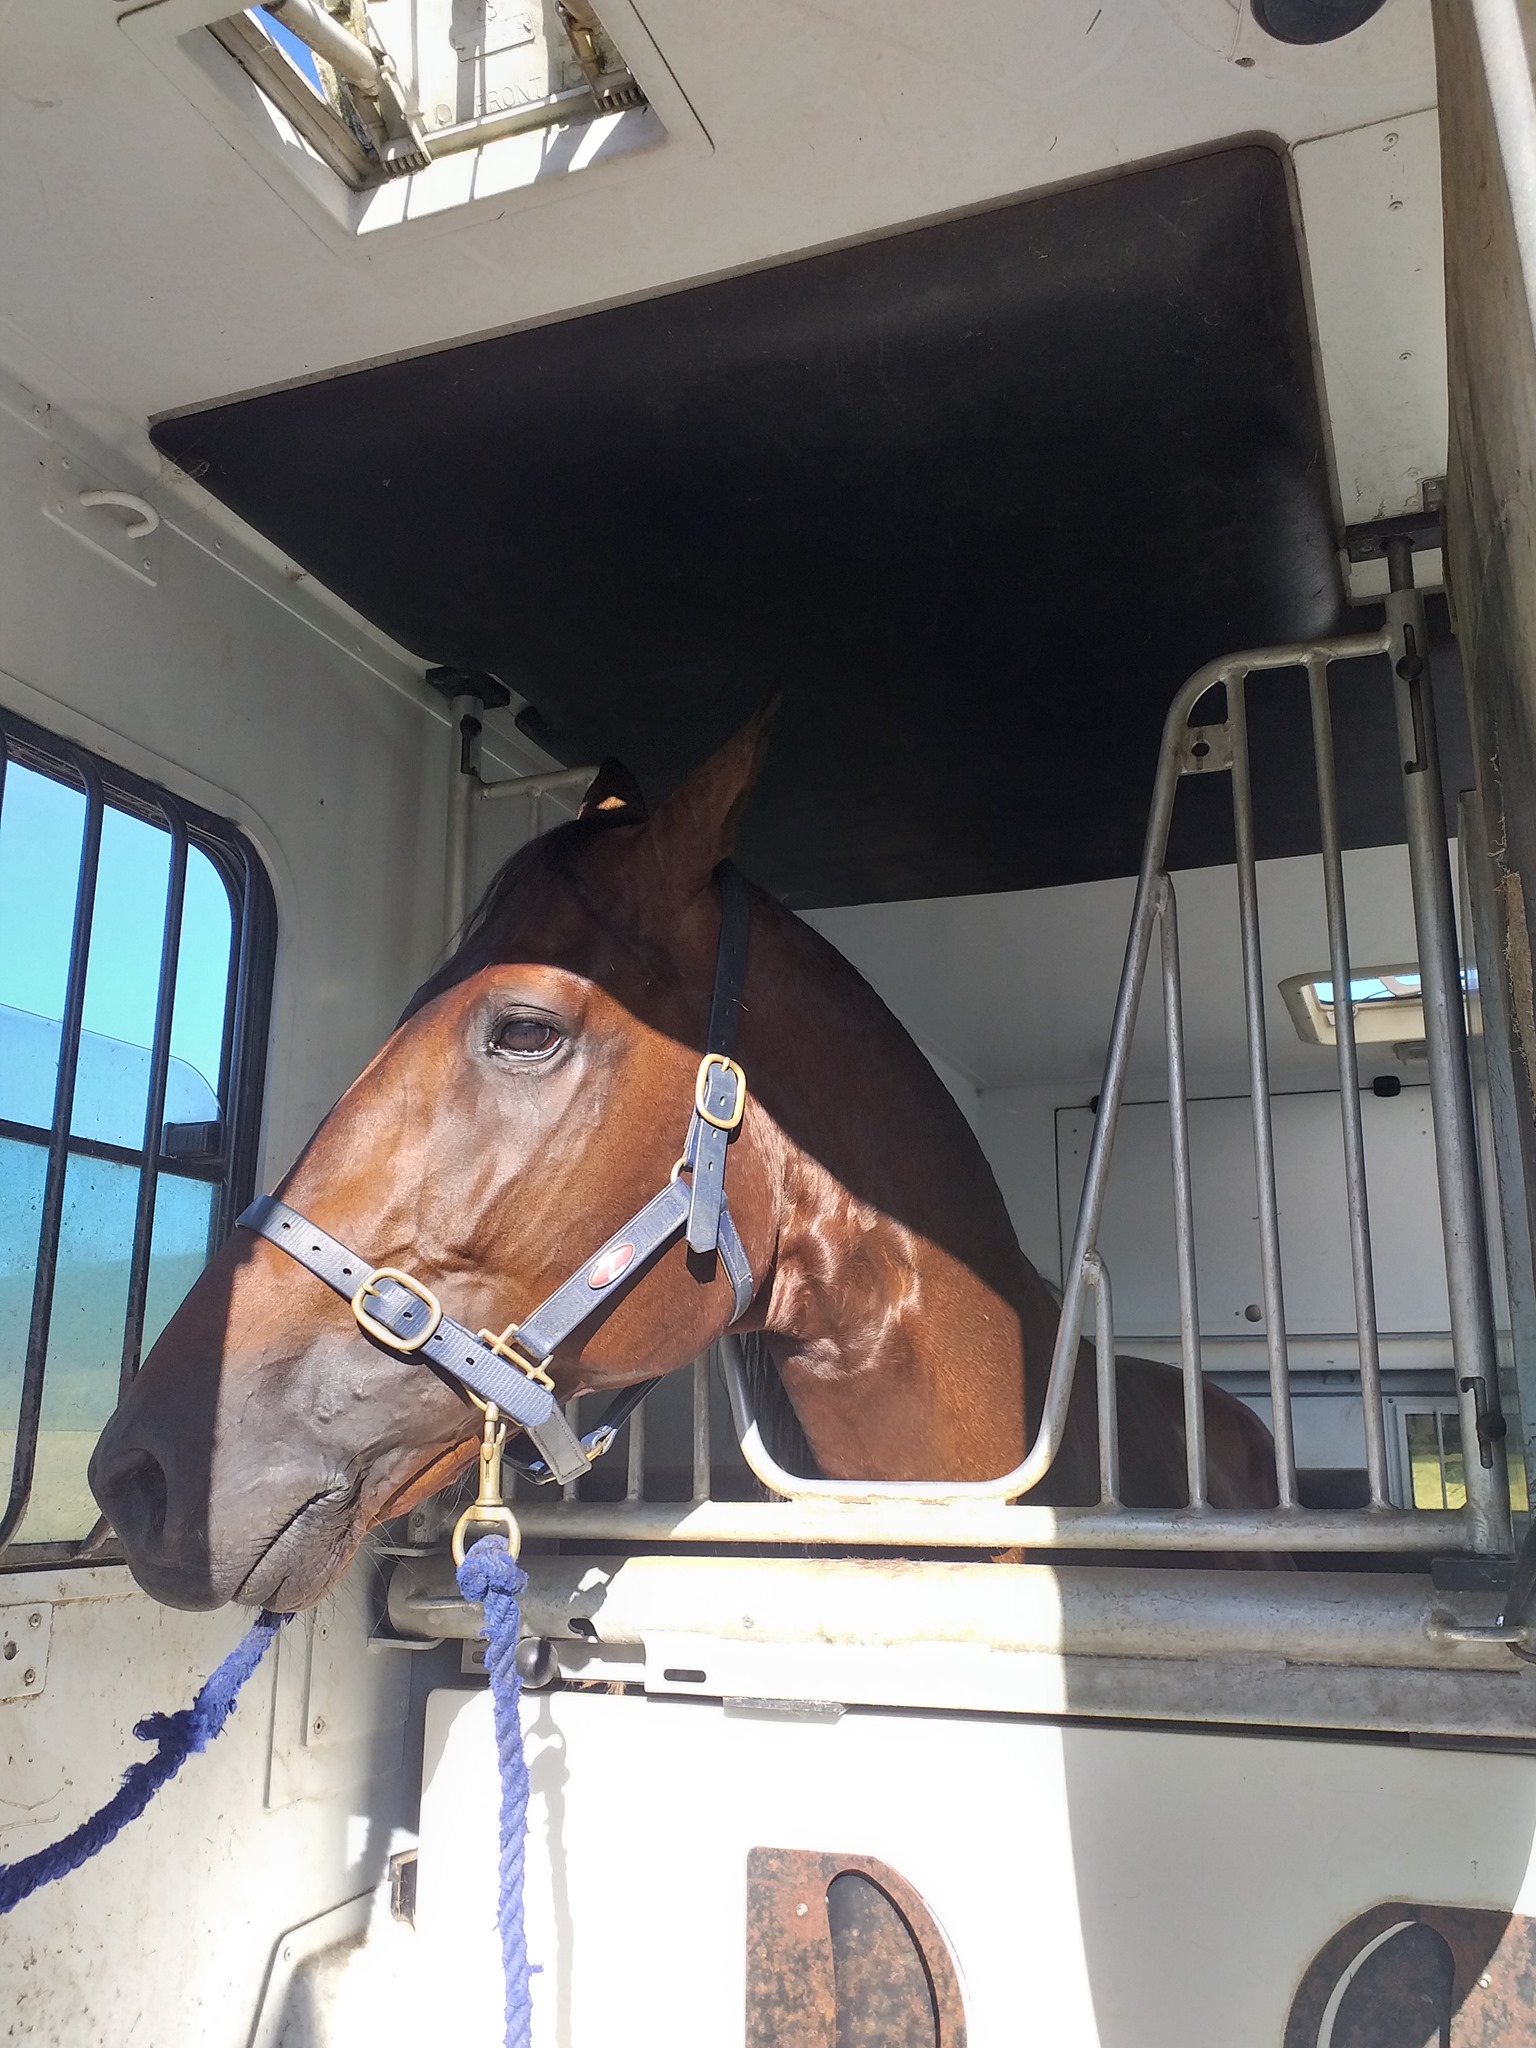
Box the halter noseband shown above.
[235,866,757,1488]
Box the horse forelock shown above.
[398,810,634,1025]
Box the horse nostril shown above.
[98,1446,170,1547]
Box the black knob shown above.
[514,1636,562,1691]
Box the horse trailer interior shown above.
[7,3,1536,2043]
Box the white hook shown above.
[77,489,160,542]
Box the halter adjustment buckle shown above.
[351,1268,443,1353]
[477,1325,555,1392]
[695,1052,747,1132]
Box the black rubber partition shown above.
[153,144,1454,908]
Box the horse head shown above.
[89,708,792,1612]
[90,697,1281,1613]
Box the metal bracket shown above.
[424,665,512,711]
[0,1601,51,1701]
[1345,502,1444,564]
[1179,723,1233,775]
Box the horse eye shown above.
[488,1016,563,1060]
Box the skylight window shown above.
[211,0,646,189]
[1280,964,1475,1048]
[123,0,689,240]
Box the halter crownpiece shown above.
[235,865,757,1489]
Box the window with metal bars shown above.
[0,706,275,1568]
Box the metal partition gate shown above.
[490,561,1514,1560]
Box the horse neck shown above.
[746,904,1061,1483]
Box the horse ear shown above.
[578,757,650,822]
[645,697,779,896]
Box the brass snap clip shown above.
[452,1398,521,1564]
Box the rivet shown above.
[1480,1974,1492,1988]
[1400,351,1413,362]
[27,1612,40,1628]
[795,1902,808,1917]
[1384,131,1398,147]
[22,1669,35,1686]
[313,1716,326,1735]
[1389,199,1404,211]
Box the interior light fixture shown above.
[1249,0,1387,43]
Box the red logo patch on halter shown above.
[588,1242,636,1289]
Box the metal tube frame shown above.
[1384,566,1512,1554]
[1228,671,1298,1506]
[444,750,598,953]
[1158,876,1207,1508]
[1308,657,1392,1507]
[511,624,1512,1555]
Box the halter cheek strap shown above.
[236,865,757,1488]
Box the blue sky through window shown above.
[252,6,325,91]
[0,762,233,1102]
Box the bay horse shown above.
[89,707,1279,1612]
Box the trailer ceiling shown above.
[153,144,1430,908]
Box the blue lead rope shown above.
[0,1609,287,1916]
[0,1548,537,2048]
[456,1536,536,2048]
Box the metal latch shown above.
[0,1602,52,1700]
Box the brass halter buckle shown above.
[351,1268,443,1353]
[694,1052,747,1132]
[452,1399,521,1564]
[476,1323,555,1392]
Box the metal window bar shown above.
[1158,875,1206,1509]
[117,796,189,1396]
[509,612,1509,1556]
[1228,670,1298,1508]
[1309,656,1391,1508]
[0,708,276,1567]
[0,746,105,1554]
